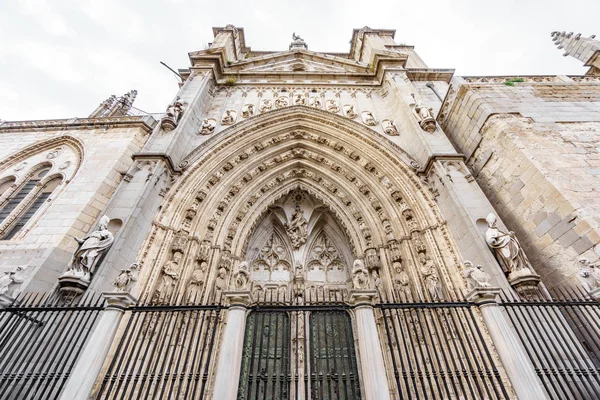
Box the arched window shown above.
[0,167,49,225]
[0,177,16,198]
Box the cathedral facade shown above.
[1,26,600,400]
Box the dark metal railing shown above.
[500,287,600,400]
[0,293,104,400]
[96,303,223,400]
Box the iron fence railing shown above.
[0,293,104,400]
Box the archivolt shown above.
[0,135,85,174]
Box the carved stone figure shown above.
[463,261,491,289]
[259,99,273,113]
[326,99,340,113]
[241,104,255,118]
[393,263,412,302]
[361,111,377,126]
[199,118,216,135]
[285,205,308,249]
[578,258,599,291]
[161,98,184,131]
[221,110,236,125]
[0,266,26,297]
[214,267,228,301]
[47,147,63,159]
[292,32,304,42]
[198,240,211,262]
[65,215,114,281]
[112,263,140,292]
[343,104,358,119]
[485,213,535,276]
[154,252,182,303]
[309,97,323,109]
[351,259,370,290]
[186,261,207,303]
[419,253,444,301]
[232,261,250,290]
[275,96,289,108]
[294,93,306,105]
[411,94,436,132]
[364,248,380,270]
[382,119,399,136]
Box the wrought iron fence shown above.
[96,303,223,400]
[0,293,104,400]
[500,288,600,400]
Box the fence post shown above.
[59,291,136,400]
[212,291,252,400]
[467,287,549,400]
[349,289,391,400]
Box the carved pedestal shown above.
[57,275,90,294]
[508,269,541,297]
[348,289,391,400]
[419,117,436,133]
[590,287,600,301]
[0,294,15,308]
[213,291,253,400]
[160,116,178,132]
[59,291,137,400]
[468,287,549,400]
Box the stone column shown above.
[212,291,252,400]
[349,289,391,400]
[59,291,136,400]
[467,287,549,400]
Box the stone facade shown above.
[1,26,599,399]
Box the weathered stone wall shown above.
[441,80,600,287]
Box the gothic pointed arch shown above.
[136,106,464,305]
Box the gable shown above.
[228,51,369,74]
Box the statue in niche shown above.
[186,261,207,303]
[361,110,377,126]
[382,119,399,136]
[65,215,114,282]
[221,110,236,125]
[393,262,412,302]
[372,269,382,287]
[419,253,444,301]
[485,213,535,276]
[112,262,139,292]
[352,259,370,290]
[0,266,26,297]
[293,93,306,105]
[241,104,255,118]
[309,97,323,109]
[213,266,228,302]
[285,205,308,249]
[259,99,273,113]
[232,261,250,290]
[343,104,358,119]
[326,99,340,113]
[275,96,289,108]
[199,118,216,135]
[463,261,491,289]
[165,99,184,121]
[154,251,182,304]
[411,93,436,133]
[578,258,600,291]
[198,240,211,262]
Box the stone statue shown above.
[463,261,491,289]
[309,97,323,109]
[0,266,26,297]
[112,262,140,292]
[232,261,250,290]
[275,96,289,108]
[213,266,228,301]
[66,215,114,281]
[221,110,236,125]
[294,94,306,105]
[166,99,184,121]
[326,100,340,113]
[352,259,370,290]
[186,261,207,303]
[411,94,436,132]
[361,111,377,126]
[372,269,382,287]
[292,32,304,42]
[154,252,182,303]
[578,258,599,291]
[419,253,444,301]
[241,104,255,118]
[393,263,412,302]
[199,118,216,135]
[485,213,534,276]
[382,119,399,136]
[285,205,308,249]
[259,99,273,113]
[344,104,358,119]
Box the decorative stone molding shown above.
[0,116,157,134]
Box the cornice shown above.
[131,152,182,176]
[0,115,157,134]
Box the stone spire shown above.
[89,90,138,118]
[551,31,600,75]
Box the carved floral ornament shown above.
[138,132,460,304]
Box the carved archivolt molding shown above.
[0,135,84,174]
[136,109,464,303]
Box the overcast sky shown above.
[1,0,598,121]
